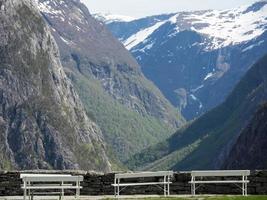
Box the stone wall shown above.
[0,170,267,196]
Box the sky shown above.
[81,0,257,18]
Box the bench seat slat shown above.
[112,182,172,187]
[22,186,83,189]
[189,180,249,184]
[115,171,173,179]
[21,184,73,186]
[191,170,250,177]
[22,176,83,182]
[20,174,72,178]
[28,192,64,195]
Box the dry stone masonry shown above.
[0,170,267,196]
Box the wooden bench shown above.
[112,171,173,197]
[20,173,83,200]
[189,170,250,196]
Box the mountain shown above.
[126,54,267,171]
[93,13,137,24]
[99,1,267,120]
[0,0,110,171]
[223,102,267,170]
[96,13,176,42]
[36,0,185,165]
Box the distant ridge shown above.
[127,54,267,171]
[100,1,267,119]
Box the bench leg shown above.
[61,189,64,200]
[114,185,119,198]
[23,184,26,200]
[117,179,120,198]
[29,188,32,200]
[245,181,248,196]
[191,175,196,196]
[242,178,245,196]
[60,181,64,200]
[167,176,170,196]
[114,186,119,198]
[163,176,166,197]
[191,183,196,196]
[30,191,33,200]
[245,176,248,196]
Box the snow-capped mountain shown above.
[99,1,267,119]
[93,13,137,24]
[123,2,267,51]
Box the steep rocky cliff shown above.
[223,102,267,169]
[36,0,185,164]
[0,0,110,172]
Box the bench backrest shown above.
[191,170,250,177]
[21,174,83,182]
[115,171,173,179]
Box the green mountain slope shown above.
[223,102,267,169]
[127,54,267,170]
[70,71,176,164]
[37,0,185,166]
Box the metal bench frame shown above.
[112,171,173,198]
[189,170,250,196]
[20,174,83,200]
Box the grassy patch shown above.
[70,71,177,168]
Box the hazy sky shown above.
[81,0,256,18]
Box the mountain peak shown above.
[93,13,137,24]
[115,1,267,51]
[243,0,267,14]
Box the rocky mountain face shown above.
[99,1,267,120]
[0,0,111,172]
[223,102,267,170]
[35,0,185,165]
[126,54,267,171]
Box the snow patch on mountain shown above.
[116,1,267,51]
[204,72,214,80]
[190,94,203,110]
[187,3,267,49]
[191,85,204,93]
[36,0,63,15]
[93,13,136,24]
[124,21,166,50]
[242,40,265,52]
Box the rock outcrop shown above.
[0,0,111,172]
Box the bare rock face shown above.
[0,0,111,172]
